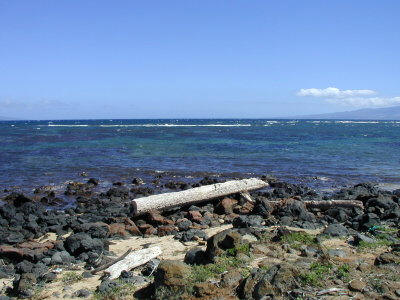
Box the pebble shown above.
[327,248,347,258]
[74,289,91,298]
[348,279,366,292]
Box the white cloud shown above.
[296,87,400,108]
[297,87,376,98]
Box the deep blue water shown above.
[1,119,400,192]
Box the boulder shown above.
[375,251,400,265]
[176,218,192,231]
[146,210,174,225]
[157,225,178,237]
[359,213,380,231]
[215,198,238,215]
[192,282,238,300]
[138,224,157,235]
[220,270,243,288]
[74,222,110,239]
[64,233,104,256]
[13,273,36,298]
[3,193,32,207]
[187,210,203,222]
[184,247,207,265]
[205,229,243,260]
[74,289,91,298]
[141,258,160,276]
[175,229,208,242]
[132,177,144,185]
[232,215,264,228]
[348,279,366,292]
[106,186,129,199]
[323,223,349,237]
[108,223,128,237]
[87,178,99,185]
[50,251,73,265]
[153,260,191,289]
[353,233,375,245]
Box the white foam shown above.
[99,124,251,127]
[48,124,89,127]
[335,121,380,124]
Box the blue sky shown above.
[0,0,399,119]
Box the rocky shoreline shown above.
[0,175,399,299]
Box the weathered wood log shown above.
[131,178,268,215]
[91,248,132,275]
[104,246,162,280]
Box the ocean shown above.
[1,119,400,194]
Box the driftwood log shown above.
[131,178,268,215]
[91,248,132,275]
[104,246,162,279]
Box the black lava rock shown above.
[64,233,104,257]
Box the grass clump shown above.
[357,235,393,250]
[61,271,83,284]
[190,255,244,283]
[281,232,318,249]
[226,243,251,257]
[93,280,136,300]
[299,262,332,286]
[369,277,385,294]
[335,264,351,281]
[379,226,398,233]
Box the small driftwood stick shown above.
[240,191,254,203]
[91,248,132,275]
[104,246,162,280]
[316,287,349,296]
[131,178,268,215]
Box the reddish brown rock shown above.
[109,223,128,237]
[348,279,366,292]
[190,223,209,230]
[157,225,178,237]
[125,223,141,235]
[138,224,157,235]
[224,213,240,222]
[154,260,191,288]
[0,241,55,261]
[193,282,239,300]
[234,201,254,215]
[216,198,238,214]
[188,210,203,222]
[17,241,54,250]
[147,210,175,225]
[111,217,135,226]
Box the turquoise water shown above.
[1,119,400,191]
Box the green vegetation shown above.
[357,234,393,250]
[299,262,333,286]
[379,226,398,233]
[154,285,193,300]
[369,277,385,294]
[226,243,251,257]
[336,264,351,281]
[281,232,318,249]
[61,271,83,284]
[93,280,136,300]
[190,255,244,283]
